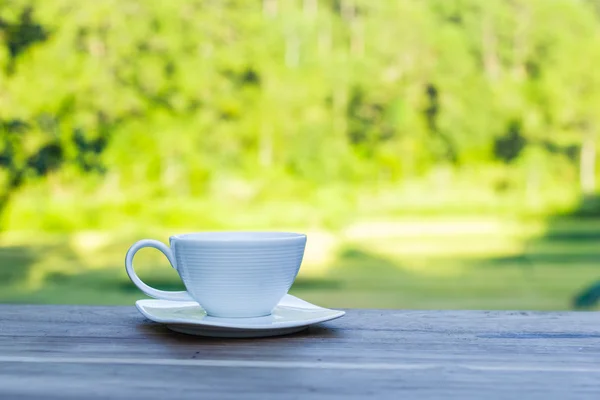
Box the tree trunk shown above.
[580,130,597,195]
[340,0,363,57]
[525,146,542,207]
[482,11,500,81]
[285,32,300,68]
[512,1,529,80]
[351,18,364,57]
[262,0,277,18]
[318,19,331,57]
[259,123,273,168]
[303,0,317,17]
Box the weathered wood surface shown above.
[0,305,599,399]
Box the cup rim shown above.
[169,231,306,242]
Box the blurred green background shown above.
[1,0,600,310]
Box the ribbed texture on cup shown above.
[172,238,306,318]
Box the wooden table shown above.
[1,305,599,399]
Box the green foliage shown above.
[1,0,600,231]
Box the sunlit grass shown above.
[0,217,598,310]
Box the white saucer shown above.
[135,294,345,338]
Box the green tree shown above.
[1,0,599,230]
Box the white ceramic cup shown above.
[125,232,307,318]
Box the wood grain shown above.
[1,305,599,399]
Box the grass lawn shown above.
[1,217,599,311]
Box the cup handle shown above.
[125,239,193,301]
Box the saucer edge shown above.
[135,295,345,331]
